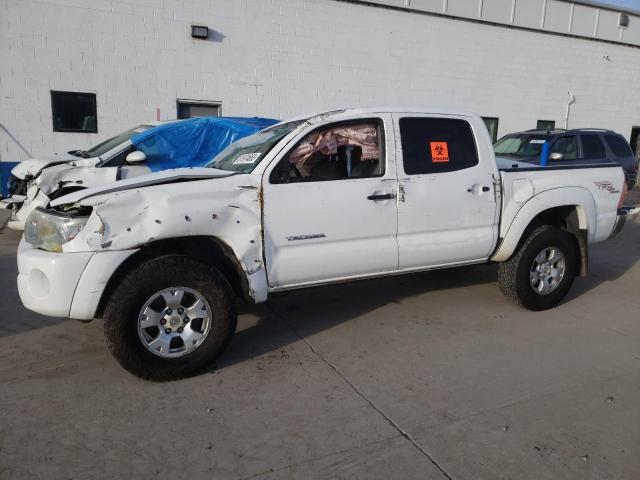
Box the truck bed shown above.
[494,162,626,262]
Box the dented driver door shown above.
[262,115,399,288]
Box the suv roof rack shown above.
[524,128,566,133]
[522,128,617,134]
[571,128,614,133]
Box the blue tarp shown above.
[130,116,279,172]
[1,162,19,197]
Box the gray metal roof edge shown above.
[334,0,640,49]
[568,0,640,16]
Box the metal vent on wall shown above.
[619,13,629,27]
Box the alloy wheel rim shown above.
[529,247,566,295]
[137,287,212,358]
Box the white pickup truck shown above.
[17,108,631,380]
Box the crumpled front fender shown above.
[11,159,53,180]
[61,174,269,302]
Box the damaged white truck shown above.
[17,108,632,380]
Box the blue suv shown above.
[494,128,639,188]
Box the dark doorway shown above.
[537,120,556,131]
[630,127,640,159]
[177,99,221,119]
[482,117,499,143]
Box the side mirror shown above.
[549,152,564,161]
[125,151,146,164]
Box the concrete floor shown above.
[0,201,639,479]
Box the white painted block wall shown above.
[0,0,639,162]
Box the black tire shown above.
[498,225,578,311]
[103,255,237,381]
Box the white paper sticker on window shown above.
[530,139,546,144]
[233,153,261,165]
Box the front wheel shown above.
[498,226,578,311]
[103,256,237,381]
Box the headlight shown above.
[24,208,89,252]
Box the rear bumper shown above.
[611,211,626,238]
[611,205,640,238]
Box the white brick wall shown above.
[1,0,639,161]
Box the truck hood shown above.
[11,154,80,179]
[51,168,236,207]
[35,161,117,196]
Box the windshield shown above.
[207,121,305,173]
[494,134,551,157]
[73,125,153,158]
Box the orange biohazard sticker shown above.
[430,142,449,162]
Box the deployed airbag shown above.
[288,124,378,165]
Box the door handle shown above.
[467,185,491,193]
[367,193,395,201]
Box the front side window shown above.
[400,118,478,174]
[550,136,578,160]
[102,146,135,168]
[51,91,97,133]
[581,135,606,159]
[270,121,384,183]
[604,135,633,157]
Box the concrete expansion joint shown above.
[266,303,456,480]
[238,435,403,480]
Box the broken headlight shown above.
[24,208,89,252]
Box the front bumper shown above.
[17,240,137,320]
[1,195,26,209]
[17,239,93,318]
[8,190,49,231]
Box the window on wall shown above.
[630,127,640,156]
[177,99,221,119]
[482,117,499,143]
[51,91,97,133]
[537,120,556,131]
[399,118,479,175]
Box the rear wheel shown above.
[103,256,237,381]
[498,226,578,311]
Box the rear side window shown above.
[604,135,633,157]
[400,118,478,174]
[550,136,578,160]
[581,135,606,159]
